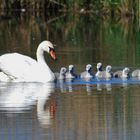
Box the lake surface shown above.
[0,12,140,140]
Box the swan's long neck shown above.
[37,46,46,64]
[36,46,55,81]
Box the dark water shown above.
[0,13,140,140]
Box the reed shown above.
[0,0,140,20]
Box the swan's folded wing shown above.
[0,53,38,79]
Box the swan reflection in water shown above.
[66,78,74,92]
[0,79,129,128]
[96,83,111,91]
[0,82,55,127]
[58,79,67,93]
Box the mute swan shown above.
[55,67,67,80]
[80,64,94,79]
[95,62,103,79]
[0,41,56,82]
[114,67,130,79]
[65,65,77,79]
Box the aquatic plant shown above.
[0,0,139,18]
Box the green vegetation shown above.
[0,0,140,67]
[0,0,139,18]
[0,12,140,67]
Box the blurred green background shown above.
[0,0,140,72]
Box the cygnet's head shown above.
[38,40,56,60]
[86,64,92,72]
[106,65,112,73]
[60,67,67,75]
[123,67,130,74]
[68,65,74,72]
[97,62,102,71]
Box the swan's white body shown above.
[0,41,56,83]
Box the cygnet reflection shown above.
[105,83,112,91]
[66,78,74,92]
[122,82,128,89]
[97,83,102,91]
[96,83,112,91]
[86,83,92,94]
[58,79,67,93]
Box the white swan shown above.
[0,41,56,82]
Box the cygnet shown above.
[55,67,67,80]
[65,65,77,79]
[80,64,94,79]
[114,67,130,79]
[95,62,103,79]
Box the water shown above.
[0,82,140,140]
[0,12,140,140]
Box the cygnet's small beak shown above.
[50,50,56,60]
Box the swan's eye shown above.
[49,47,55,52]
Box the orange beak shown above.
[50,50,56,60]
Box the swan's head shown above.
[39,41,56,60]
[86,64,92,72]
[106,65,112,73]
[97,62,102,71]
[60,67,67,74]
[68,65,74,72]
